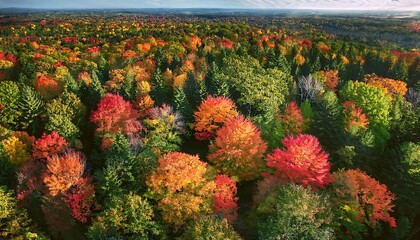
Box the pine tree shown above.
[64,74,80,95]
[82,70,104,109]
[185,71,200,108]
[150,68,169,106]
[18,85,45,132]
[206,62,229,97]
[121,73,137,101]
[173,86,192,122]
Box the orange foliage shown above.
[364,74,408,98]
[278,101,306,136]
[43,150,86,196]
[342,101,369,132]
[34,75,62,100]
[208,116,267,181]
[331,169,397,228]
[194,96,239,140]
[147,152,215,227]
[318,70,340,91]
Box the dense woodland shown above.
[0,12,419,240]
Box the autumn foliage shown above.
[278,101,307,136]
[43,150,86,196]
[208,116,267,181]
[265,134,331,189]
[90,93,142,137]
[342,101,369,132]
[32,131,68,160]
[34,75,62,100]
[364,74,408,98]
[330,169,396,229]
[147,152,215,227]
[63,177,95,223]
[213,174,238,223]
[194,96,239,140]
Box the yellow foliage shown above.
[2,136,30,166]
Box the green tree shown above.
[88,193,167,240]
[254,184,334,240]
[18,85,45,133]
[150,68,170,106]
[173,86,192,122]
[0,185,47,239]
[0,81,21,128]
[179,216,242,240]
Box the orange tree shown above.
[208,116,267,181]
[328,169,396,239]
[194,96,239,140]
[146,152,215,228]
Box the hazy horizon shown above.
[0,0,419,11]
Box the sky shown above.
[0,0,419,11]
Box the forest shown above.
[0,11,419,240]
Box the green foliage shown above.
[81,70,105,109]
[340,81,392,149]
[254,184,334,240]
[121,72,137,101]
[96,133,138,201]
[179,216,242,240]
[63,74,80,95]
[0,81,21,128]
[173,86,192,122]
[45,91,87,141]
[150,68,170,106]
[18,85,45,132]
[0,143,17,188]
[382,142,420,220]
[217,54,294,116]
[88,193,167,240]
[0,185,46,239]
[206,62,229,97]
[252,115,284,151]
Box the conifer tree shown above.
[150,68,169,106]
[173,86,192,122]
[18,85,45,132]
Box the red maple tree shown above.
[32,131,68,160]
[213,174,238,223]
[265,134,332,189]
[90,94,143,137]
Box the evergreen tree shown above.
[185,71,200,109]
[96,133,138,202]
[64,74,80,95]
[82,70,105,110]
[150,68,169,106]
[206,62,229,97]
[173,86,192,122]
[121,73,137,101]
[17,85,45,133]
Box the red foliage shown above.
[63,177,95,223]
[332,169,397,228]
[34,75,62,100]
[32,131,68,160]
[17,159,46,202]
[213,174,238,223]
[265,134,331,189]
[194,96,239,140]
[278,101,306,136]
[90,94,143,137]
[319,70,340,91]
[208,116,267,181]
